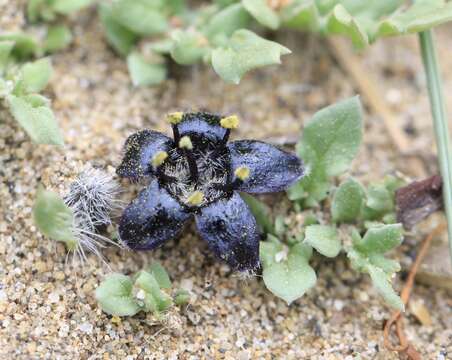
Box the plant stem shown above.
[419,30,452,264]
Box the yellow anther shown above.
[234,166,250,181]
[186,191,204,206]
[179,136,193,150]
[151,151,168,168]
[167,112,184,125]
[220,115,239,129]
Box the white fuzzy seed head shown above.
[63,167,123,264]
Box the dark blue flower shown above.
[117,112,304,271]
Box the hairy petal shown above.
[177,112,227,143]
[119,180,190,250]
[195,192,260,271]
[117,130,173,179]
[228,140,304,193]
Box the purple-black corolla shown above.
[117,112,304,271]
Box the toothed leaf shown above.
[211,29,290,84]
[7,94,64,145]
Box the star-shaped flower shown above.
[117,112,304,271]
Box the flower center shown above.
[159,134,231,208]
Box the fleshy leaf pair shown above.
[95,263,186,317]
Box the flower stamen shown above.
[178,136,198,182]
[168,112,183,143]
[220,115,239,129]
[178,136,193,150]
[234,166,250,181]
[186,191,204,206]
[220,115,239,143]
[167,112,184,125]
[152,151,168,168]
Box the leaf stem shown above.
[418,30,452,264]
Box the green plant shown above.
[27,0,94,52]
[244,97,406,309]
[95,263,190,317]
[0,0,93,145]
[99,0,291,85]
[0,46,63,145]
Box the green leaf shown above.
[261,242,316,305]
[304,225,341,257]
[242,0,280,29]
[111,0,168,36]
[174,288,190,306]
[211,29,290,84]
[240,193,274,235]
[99,3,138,56]
[44,25,73,53]
[95,274,141,316]
[147,263,171,289]
[51,0,92,14]
[356,223,403,254]
[302,96,363,177]
[202,3,251,46]
[147,39,174,54]
[170,30,209,65]
[7,94,64,145]
[20,58,52,93]
[377,0,452,37]
[347,244,403,309]
[0,33,40,60]
[127,52,167,87]
[0,41,14,73]
[290,96,363,205]
[331,178,365,223]
[368,253,401,274]
[134,270,172,312]
[367,265,404,310]
[27,0,51,22]
[279,0,452,48]
[21,93,51,107]
[33,186,76,249]
[259,234,283,268]
[325,4,369,49]
[366,183,393,214]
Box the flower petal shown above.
[195,192,260,271]
[119,180,190,250]
[228,140,304,193]
[177,112,227,143]
[117,130,173,179]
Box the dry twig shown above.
[383,223,446,360]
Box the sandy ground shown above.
[1,2,452,359]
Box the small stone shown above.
[48,292,60,303]
[409,300,432,326]
[78,322,94,334]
